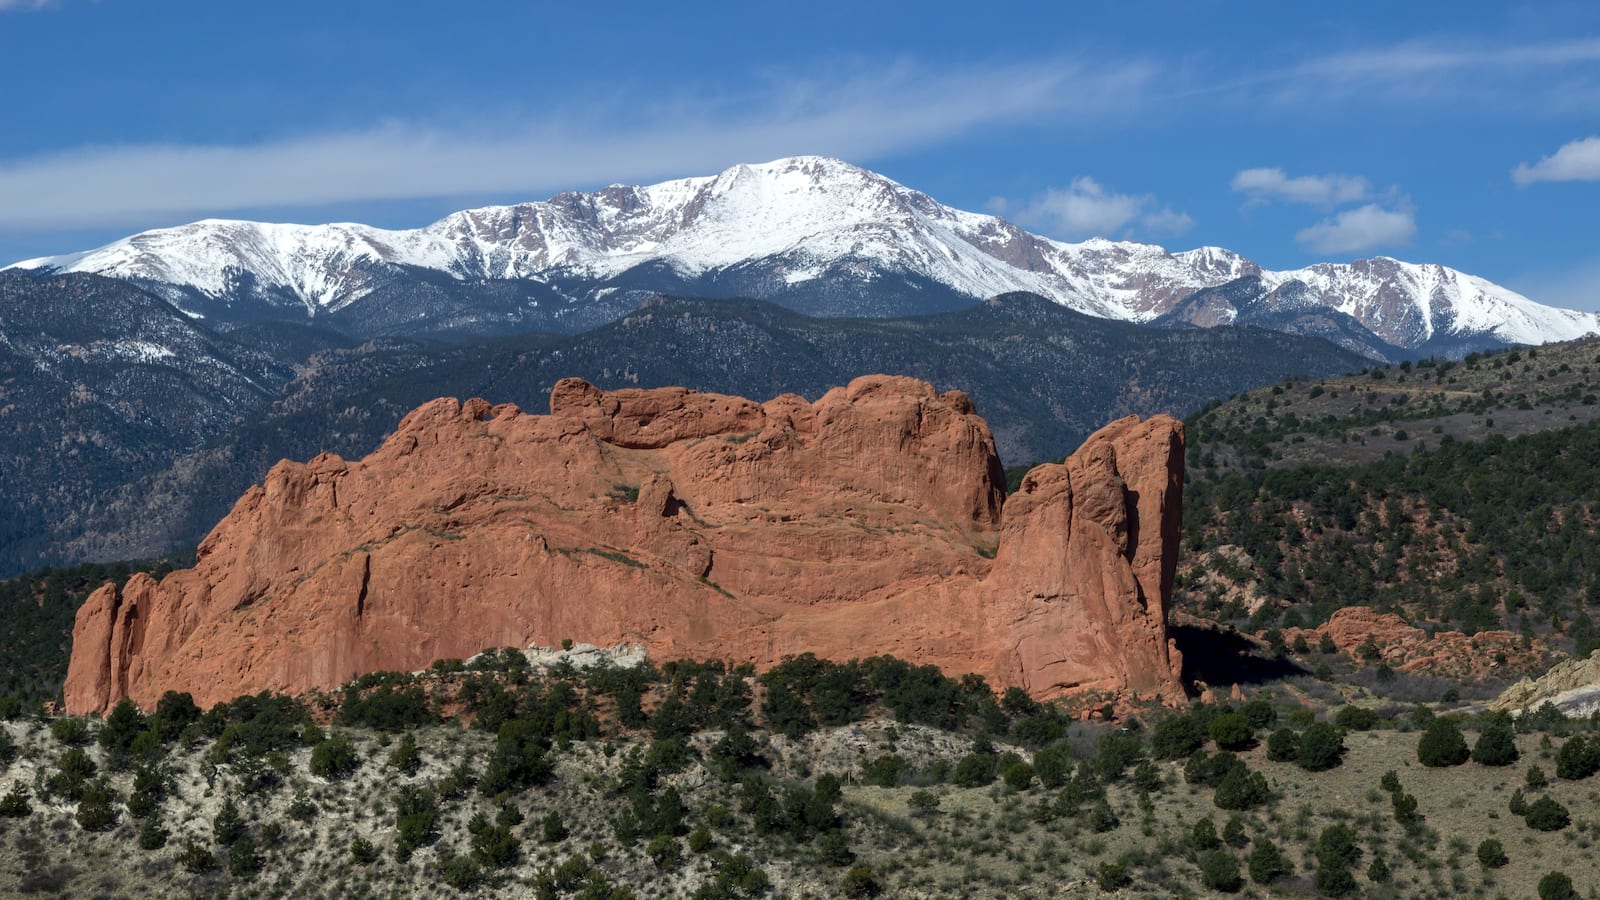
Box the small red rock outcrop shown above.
[1281,606,1552,679]
[65,376,1186,714]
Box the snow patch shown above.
[110,340,176,362]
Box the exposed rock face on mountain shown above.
[1493,651,1600,718]
[1154,275,1401,361]
[65,377,1186,713]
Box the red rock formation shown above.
[1280,606,1553,680]
[65,376,1186,714]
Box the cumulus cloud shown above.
[1139,207,1196,235]
[1513,136,1600,186]
[1232,166,1416,256]
[0,57,1156,232]
[1016,178,1144,236]
[1230,167,1370,206]
[1295,203,1416,255]
[1009,177,1192,240]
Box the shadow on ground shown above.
[1172,623,1308,694]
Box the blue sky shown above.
[2,1,1598,309]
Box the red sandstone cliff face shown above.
[65,375,1185,714]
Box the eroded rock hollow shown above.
[66,375,1185,713]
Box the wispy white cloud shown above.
[1230,167,1369,207]
[1513,136,1600,186]
[0,0,56,9]
[1296,37,1600,81]
[1249,37,1600,111]
[1295,203,1416,255]
[0,59,1155,232]
[1005,177,1192,241]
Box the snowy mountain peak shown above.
[8,156,1597,350]
[1174,246,1259,281]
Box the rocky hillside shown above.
[1178,339,1600,662]
[0,272,341,568]
[1494,651,1600,718]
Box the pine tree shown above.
[385,732,421,775]
[1555,734,1600,780]
[1476,838,1508,868]
[74,776,117,831]
[1296,723,1345,771]
[1390,790,1421,826]
[470,823,519,869]
[542,809,568,843]
[1266,728,1300,762]
[228,833,262,878]
[0,784,30,817]
[1525,795,1571,832]
[1200,850,1243,892]
[309,732,360,780]
[1213,761,1270,810]
[1471,716,1519,766]
[97,699,146,769]
[1248,832,1286,883]
[137,816,169,850]
[1222,815,1249,848]
[1416,718,1469,767]
[213,796,246,845]
[1538,871,1576,900]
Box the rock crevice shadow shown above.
[1171,623,1307,694]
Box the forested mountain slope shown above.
[1180,339,1600,656]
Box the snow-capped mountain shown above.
[9,156,1596,350]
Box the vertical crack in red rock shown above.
[355,553,370,622]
